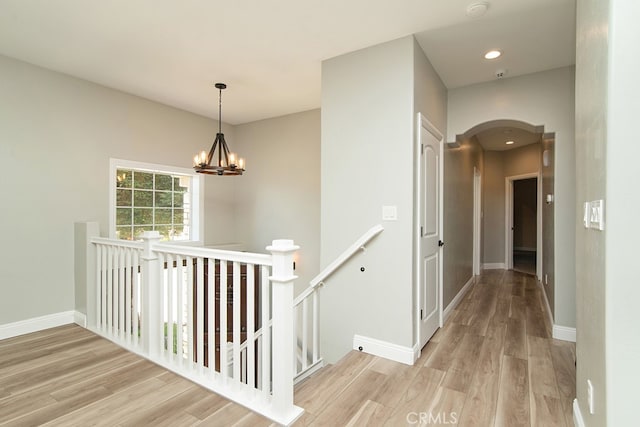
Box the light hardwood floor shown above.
[0,269,575,426]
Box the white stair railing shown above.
[84,229,303,426]
[292,224,384,383]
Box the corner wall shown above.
[234,109,321,293]
[0,54,236,325]
[576,0,640,425]
[320,37,415,363]
[443,138,483,306]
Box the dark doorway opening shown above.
[513,177,537,275]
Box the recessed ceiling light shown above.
[484,50,502,60]
[466,2,489,18]
[505,140,515,145]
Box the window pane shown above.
[155,174,173,191]
[116,208,132,225]
[116,169,132,188]
[133,171,153,189]
[116,226,133,240]
[174,177,189,192]
[173,225,186,239]
[154,208,172,224]
[173,209,184,225]
[116,189,132,207]
[133,190,153,207]
[173,192,184,208]
[155,192,173,208]
[155,225,171,240]
[133,208,153,225]
[133,226,153,240]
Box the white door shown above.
[418,120,442,348]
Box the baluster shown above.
[166,253,174,360]
[158,253,166,355]
[260,264,271,396]
[233,261,241,382]
[176,254,184,365]
[125,248,132,343]
[196,257,204,372]
[302,298,308,371]
[246,264,255,388]
[220,260,228,379]
[132,249,140,347]
[99,245,106,331]
[313,290,319,363]
[117,247,124,337]
[186,256,193,368]
[207,257,214,375]
[107,246,113,336]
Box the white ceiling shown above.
[0,0,576,126]
[474,126,541,152]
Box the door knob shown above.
[438,240,445,247]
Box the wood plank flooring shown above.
[294,269,576,427]
[0,269,575,426]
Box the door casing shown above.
[415,112,444,350]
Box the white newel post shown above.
[267,239,302,420]
[141,231,162,357]
[82,222,100,329]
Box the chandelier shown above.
[193,83,245,175]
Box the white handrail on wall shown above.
[292,224,384,384]
[294,224,384,305]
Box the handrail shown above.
[294,224,383,305]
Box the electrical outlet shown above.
[587,379,595,414]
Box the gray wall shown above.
[0,54,237,325]
[575,0,640,425]
[448,67,575,328]
[482,151,506,264]
[0,54,321,327]
[234,109,321,294]
[443,137,483,306]
[482,143,540,265]
[541,136,555,314]
[320,36,447,363]
[320,37,414,362]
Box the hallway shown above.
[295,269,576,426]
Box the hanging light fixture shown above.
[193,83,245,176]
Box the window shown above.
[110,159,202,242]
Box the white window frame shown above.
[109,158,204,244]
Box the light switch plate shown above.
[382,205,397,221]
[583,202,591,228]
[589,200,604,230]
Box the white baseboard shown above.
[74,311,87,328]
[0,311,76,340]
[538,279,554,329]
[536,278,577,343]
[553,325,576,342]
[353,334,419,366]
[443,276,475,324]
[483,263,506,270]
[573,399,586,427]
